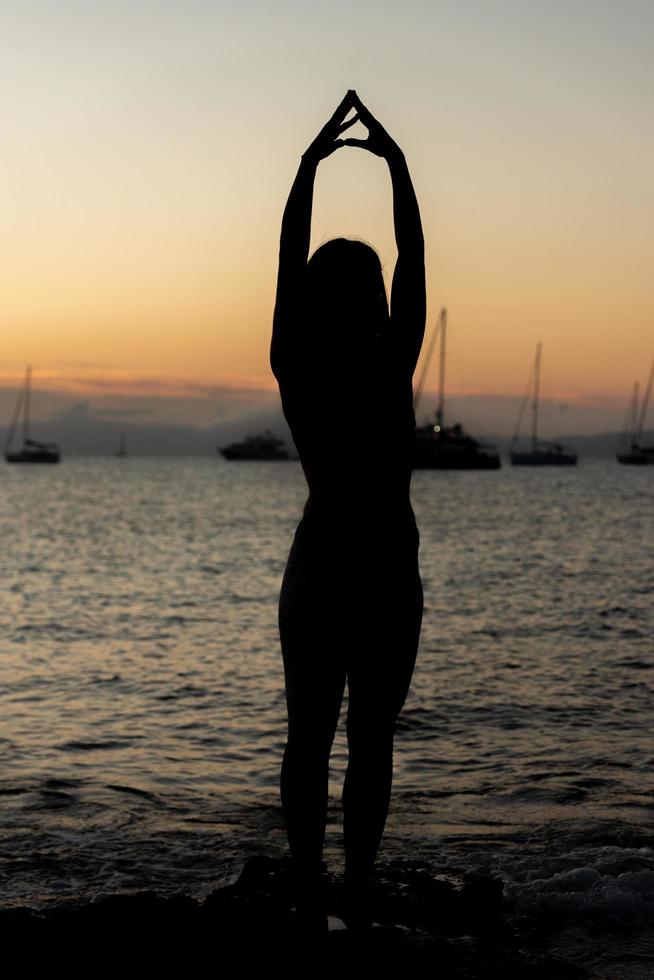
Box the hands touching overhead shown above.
[343,91,403,161]
[301,90,359,163]
[302,90,402,164]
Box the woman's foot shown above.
[341,874,373,931]
[294,871,328,935]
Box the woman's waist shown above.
[295,498,419,548]
[302,492,416,520]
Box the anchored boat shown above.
[617,360,654,464]
[509,343,577,466]
[5,366,60,464]
[413,308,501,470]
[219,430,291,461]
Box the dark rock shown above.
[0,857,602,977]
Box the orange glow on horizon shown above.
[1,3,652,428]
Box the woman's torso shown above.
[278,329,419,561]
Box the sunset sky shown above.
[1,0,653,434]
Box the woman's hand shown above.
[302,90,359,163]
[343,92,403,161]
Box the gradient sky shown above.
[1,0,653,431]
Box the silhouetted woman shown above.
[271,90,425,930]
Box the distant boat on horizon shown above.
[4,366,60,464]
[617,360,654,465]
[412,308,501,470]
[509,343,577,466]
[219,430,292,461]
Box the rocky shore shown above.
[0,855,606,977]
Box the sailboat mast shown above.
[635,357,654,444]
[630,381,640,448]
[436,307,447,429]
[5,376,24,454]
[413,316,442,415]
[531,342,541,453]
[23,366,32,445]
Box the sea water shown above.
[1,457,653,975]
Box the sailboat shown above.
[413,308,501,470]
[4,366,60,464]
[617,359,654,464]
[509,343,577,465]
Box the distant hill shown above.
[0,408,294,457]
[490,431,653,459]
[1,409,650,459]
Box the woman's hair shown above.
[303,239,390,355]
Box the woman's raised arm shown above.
[345,93,426,371]
[270,92,358,379]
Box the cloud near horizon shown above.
[0,374,633,437]
[0,376,282,428]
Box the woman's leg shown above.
[278,554,346,917]
[342,570,423,925]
